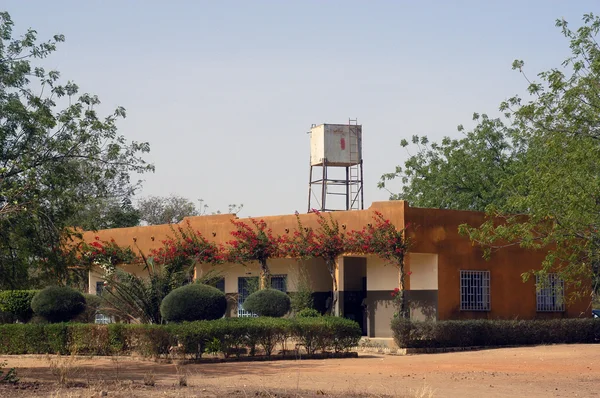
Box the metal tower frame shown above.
[307,119,364,212]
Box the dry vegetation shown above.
[2,344,599,397]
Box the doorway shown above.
[343,257,367,336]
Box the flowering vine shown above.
[150,221,224,277]
[282,209,350,314]
[78,236,138,276]
[227,218,285,289]
[348,211,411,318]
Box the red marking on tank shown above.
[340,137,346,150]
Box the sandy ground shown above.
[1,344,599,397]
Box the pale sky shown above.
[4,1,597,217]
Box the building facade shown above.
[85,201,592,338]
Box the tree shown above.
[379,115,522,212]
[136,195,243,225]
[460,13,600,297]
[0,12,153,289]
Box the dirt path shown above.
[1,344,599,397]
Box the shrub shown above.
[74,294,103,323]
[0,290,39,322]
[31,287,85,323]
[296,308,321,318]
[243,289,290,317]
[0,317,362,357]
[391,318,600,349]
[161,283,227,323]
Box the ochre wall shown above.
[404,206,592,319]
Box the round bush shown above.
[31,286,86,323]
[243,289,291,317]
[160,283,227,323]
[0,290,39,322]
[296,308,321,318]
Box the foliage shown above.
[296,308,321,318]
[348,211,410,318]
[30,286,85,323]
[150,221,224,274]
[243,289,291,317]
[0,290,38,322]
[77,236,138,275]
[0,361,18,384]
[160,283,227,322]
[227,218,284,289]
[137,195,200,225]
[378,116,521,212]
[74,294,103,323]
[391,318,600,349]
[0,317,362,358]
[457,14,600,297]
[0,12,152,289]
[283,210,350,314]
[290,266,314,313]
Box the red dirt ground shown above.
[1,344,599,397]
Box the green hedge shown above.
[0,290,39,323]
[0,317,361,358]
[391,318,600,349]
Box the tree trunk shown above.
[327,259,339,316]
[399,263,408,319]
[259,260,270,289]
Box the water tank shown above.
[310,123,362,166]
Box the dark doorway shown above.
[343,257,367,336]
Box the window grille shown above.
[237,277,259,318]
[270,274,287,293]
[536,274,565,312]
[460,270,490,311]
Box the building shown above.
[85,200,592,338]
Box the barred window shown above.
[460,270,490,311]
[536,274,565,312]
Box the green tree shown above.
[379,115,522,212]
[0,12,153,289]
[460,14,600,296]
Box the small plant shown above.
[290,266,314,313]
[296,308,321,318]
[243,289,291,317]
[143,371,156,386]
[176,366,188,387]
[47,353,80,386]
[204,337,221,356]
[0,361,18,384]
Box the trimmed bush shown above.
[391,318,600,349]
[296,308,321,318]
[243,289,291,317]
[160,283,227,323]
[0,317,362,358]
[0,290,39,323]
[31,287,85,323]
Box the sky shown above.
[4,1,599,217]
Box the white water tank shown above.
[310,123,362,166]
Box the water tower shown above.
[307,119,364,212]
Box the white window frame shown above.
[460,270,491,311]
[536,273,565,312]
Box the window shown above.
[210,278,225,293]
[95,281,104,296]
[270,274,287,293]
[460,270,490,311]
[536,274,565,312]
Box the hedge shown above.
[0,290,39,323]
[0,316,362,358]
[391,318,600,349]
